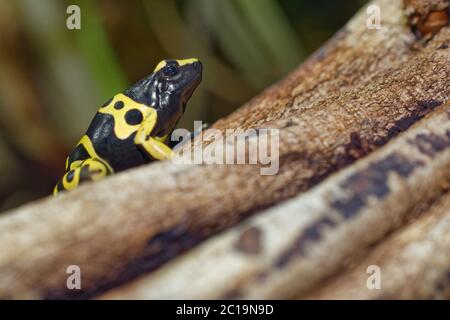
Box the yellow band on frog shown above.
[153,58,199,72]
[98,93,154,141]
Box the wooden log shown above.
[0,0,449,299]
[100,106,450,299]
[303,190,450,300]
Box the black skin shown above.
[126,59,202,138]
[68,60,203,172]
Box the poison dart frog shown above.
[54,58,202,195]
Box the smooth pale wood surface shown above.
[101,107,450,299]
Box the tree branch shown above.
[101,106,450,299]
[0,0,449,299]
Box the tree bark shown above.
[302,191,450,300]
[0,0,449,299]
[101,106,450,299]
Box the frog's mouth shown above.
[181,61,202,108]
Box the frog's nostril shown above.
[192,61,202,71]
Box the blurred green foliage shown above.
[0,0,367,211]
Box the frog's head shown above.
[125,58,202,137]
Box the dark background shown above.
[0,0,368,211]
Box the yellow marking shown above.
[135,106,157,138]
[135,114,174,161]
[60,158,110,194]
[176,58,198,66]
[153,58,199,72]
[154,60,167,72]
[76,136,100,159]
[135,137,174,161]
[82,158,109,182]
[67,136,113,173]
[69,160,83,171]
[62,168,80,191]
[99,93,153,140]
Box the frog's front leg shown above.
[53,158,112,195]
[134,110,174,161]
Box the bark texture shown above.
[101,107,450,299]
[302,192,450,300]
[0,0,449,299]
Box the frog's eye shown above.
[162,65,179,77]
